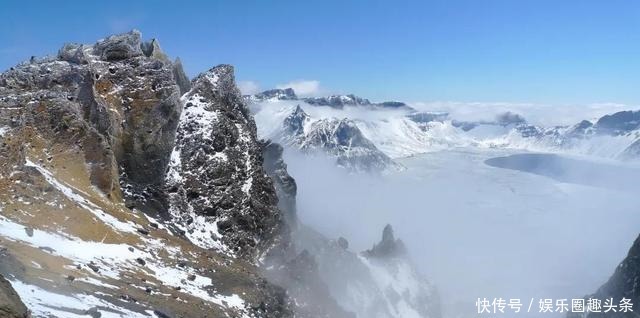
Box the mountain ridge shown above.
[0,30,439,318]
[251,94,640,168]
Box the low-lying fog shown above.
[283,147,640,317]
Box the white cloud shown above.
[277,80,322,97]
[237,81,261,95]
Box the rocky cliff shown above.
[0,274,28,318]
[0,30,290,318]
[569,235,640,318]
[0,30,440,318]
[164,64,285,259]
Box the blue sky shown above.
[1,0,639,104]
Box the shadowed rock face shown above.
[0,275,28,318]
[262,141,298,226]
[1,30,185,208]
[570,234,640,318]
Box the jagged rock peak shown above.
[382,224,395,242]
[191,65,243,102]
[293,104,306,115]
[365,224,407,258]
[172,57,191,94]
[188,64,253,124]
[56,29,180,68]
[288,116,400,172]
[193,64,235,88]
[92,29,144,61]
[283,105,309,136]
[166,63,286,259]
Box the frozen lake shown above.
[286,148,640,317]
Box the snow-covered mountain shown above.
[0,30,439,318]
[248,88,415,111]
[249,89,640,171]
[252,99,403,172]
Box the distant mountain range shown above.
[248,88,640,172]
[247,88,415,111]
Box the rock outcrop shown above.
[365,224,408,259]
[571,234,640,317]
[262,141,298,226]
[165,64,286,258]
[0,30,291,318]
[0,275,28,318]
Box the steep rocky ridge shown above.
[0,30,440,318]
[164,64,285,258]
[261,141,297,226]
[0,30,291,317]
